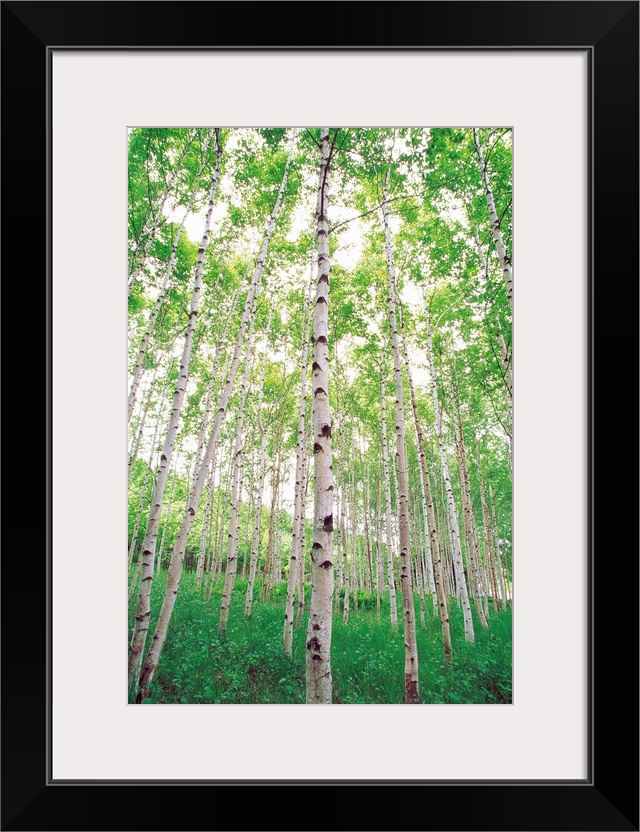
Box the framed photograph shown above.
[2,2,637,830]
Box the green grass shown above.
[129,571,512,705]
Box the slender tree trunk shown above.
[135,132,296,701]
[424,300,475,644]
[472,128,513,310]
[380,368,399,631]
[342,510,350,624]
[489,484,509,610]
[497,331,513,399]
[397,299,439,617]
[262,434,283,601]
[127,131,223,694]
[195,461,215,589]
[382,156,420,703]
[128,133,214,421]
[157,448,179,574]
[305,127,334,705]
[297,445,310,623]
[219,303,256,631]
[454,417,489,630]
[374,474,383,617]
[284,270,313,656]
[244,308,273,616]
[128,366,158,483]
[191,291,240,488]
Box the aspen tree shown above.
[424,299,475,644]
[381,149,420,703]
[284,270,313,656]
[305,128,334,705]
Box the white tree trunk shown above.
[382,157,420,703]
[424,301,475,644]
[305,127,334,705]
[219,303,256,631]
[472,128,513,310]
[380,369,399,631]
[284,270,313,656]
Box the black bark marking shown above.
[307,636,321,651]
[161,454,168,462]
[323,514,333,532]
[319,560,333,569]
[318,274,329,283]
[188,507,195,516]
[316,297,327,304]
[313,442,323,454]
[312,622,320,631]
[312,361,321,372]
[319,424,331,438]
[316,335,327,345]
[312,542,322,549]
[311,653,322,662]
[314,387,327,397]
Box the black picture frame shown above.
[2,2,637,830]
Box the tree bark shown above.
[305,127,334,705]
[284,269,313,656]
[424,300,475,644]
[382,155,420,703]
[219,302,256,631]
[380,367,399,631]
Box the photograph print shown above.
[127,127,512,705]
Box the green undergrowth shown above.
[129,571,512,705]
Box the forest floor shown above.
[129,571,512,705]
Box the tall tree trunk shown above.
[424,300,475,644]
[128,365,158,483]
[397,298,439,617]
[262,433,283,601]
[195,460,216,590]
[382,155,420,703]
[127,131,223,694]
[497,331,513,399]
[128,132,214,421]
[157,447,180,574]
[305,127,334,705]
[380,367,399,631]
[219,302,256,631]
[191,290,240,488]
[135,131,296,701]
[489,484,509,610]
[454,419,489,630]
[284,270,313,656]
[472,128,513,310]
[374,473,383,617]
[244,307,273,616]
[297,443,310,623]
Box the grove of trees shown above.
[127,126,512,705]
